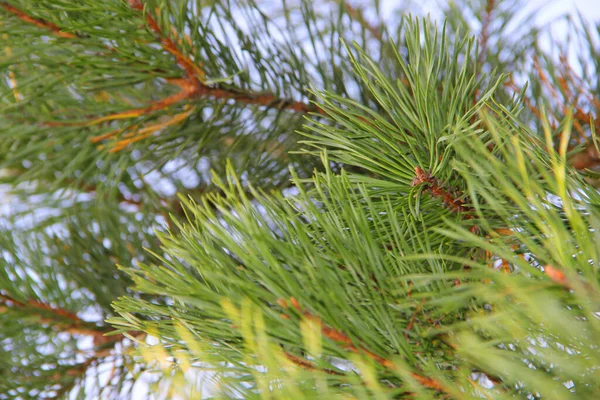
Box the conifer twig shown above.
[0,2,78,39]
[127,0,205,82]
[0,292,79,322]
[411,167,470,214]
[285,297,446,392]
[0,292,113,338]
[45,79,196,128]
[404,300,424,339]
[333,0,383,41]
[543,265,568,287]
[284,352,343,375]
[0,290,144,398]
[125,1,322,116]
[478,0,496,67]
[3,0,321,136]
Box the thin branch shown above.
[543,264,597,295]
[5,1,321,137]
[0,2,78,39]
[127,0,205,82]
[107,106,196,152]
[125,0,321,116]
[411,167,471,214]
[544,265,568,287]
[0,292,113,338]
[286,297,446,392]
[195,84,320,113]
[334,0,383,41]
[404,300,425,340]
[43,78,195,128]
[284,352,344,376]
[1,290,144,397]
[1,292,79,322]
[478,0,496,67]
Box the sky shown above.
[382,0,600,27]
[533,0,600,22]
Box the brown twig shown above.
[124,1,321,119]
[196,85,319,113]
[1,289,145,398]
[510,55,600,171]
[0,292,114,338]
[336,0,383,41]
[284,352,344,376]
[404,301,425,340]
[411,167,471,214]
[127,1,204,83]
[45,79,195,128]
[4,0,321,145]
[1,292,77,322]
[286,297,446,392]
[478,0,496,67]
[0,2,78,39]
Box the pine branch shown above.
[127,0,205,81]
[3,0,323,137]
[411,167,471,214]
[478,0,496,67]
[283,352,344,376]
[4,2,600,398]
[334,0,384,41]
[285,297,446,393]
[0,290,145,397]
[508,51,600,171]
[0,292,113,338]
[0,2,78,39]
